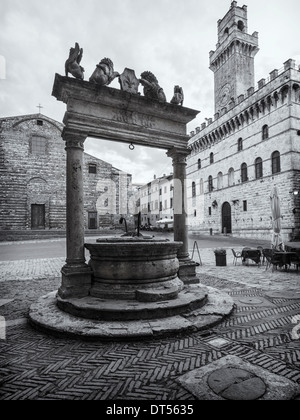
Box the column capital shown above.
[167,147,191,164]
[62,129,88,150]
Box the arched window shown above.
[210,152,214,164]
[208,176,214,192]
[228,168,235,187]
[197,158,201,169]
[217,172,223,189]
[237,138,243,151]
[241,163,248,183]
[200,178,204,195]
[272,151,281,174]
[262,124,269,140]
[255,157,263,179]
[192,181,196,197]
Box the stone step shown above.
[29,286,234,340]
[57,288,208,321]
[136,286,179,302]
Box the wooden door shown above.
[31,204,45,229]
[222,202,232,234]
[88,212,98,229]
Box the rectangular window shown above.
[243,200,247,211]
[208,207,212,216]
[31,136,46,155]
[36,120,43,126]
[89,164,97,174]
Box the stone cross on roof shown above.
[36,103,43,114]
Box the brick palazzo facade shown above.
[0,113,132,239]
[187,1,300,242]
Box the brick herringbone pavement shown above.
[0,249,300,400]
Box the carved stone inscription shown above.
[112,110,155,129]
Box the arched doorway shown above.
[222,202,232,234]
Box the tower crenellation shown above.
[190,59,299,138]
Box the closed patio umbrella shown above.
[270,186,283,250]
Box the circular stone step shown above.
[56,287,207,321]
[28,285,234,340]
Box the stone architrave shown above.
[52,74,200,296]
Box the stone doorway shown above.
[31,204,45,229]
[222,201,232,234]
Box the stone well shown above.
[29,236,234,339]
[87,238,184,301]
[28,66,234,340]
[56,237,208,322]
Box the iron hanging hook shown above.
[129,143,135,150]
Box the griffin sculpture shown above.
[89,58,120,86]
[139,71,166,103]
[65,43,84,80]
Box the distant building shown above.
[187,1,300,241]
[138,174,174,227]
[0,113,132,239]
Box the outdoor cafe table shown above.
[285,242,300,252]
[273,251,297,270]
[241,249,261,265]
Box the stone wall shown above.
[0,114,132,237]
[0,114,66,231]
[187,63,300,241]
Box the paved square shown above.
[177,355,300,400]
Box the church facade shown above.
[187,1,300,242]
[0,113,132,239]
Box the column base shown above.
[59,263,92,299]
[178,259,200,284]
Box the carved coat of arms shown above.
[118,68,140,94]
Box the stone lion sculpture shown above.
[89,58,120,86]
[139,71,166,103]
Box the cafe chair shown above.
[231,249,243,265]
[257,246,265,265]
[263,249,282,271]
[291,253,300,271]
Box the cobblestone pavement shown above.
[0,247,300,400]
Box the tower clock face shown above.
[218,83,232,107]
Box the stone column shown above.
[59,132,92,299]
[168,148,199,284]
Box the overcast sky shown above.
[0,0,299,183]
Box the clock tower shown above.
[209,1,259,113]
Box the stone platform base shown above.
[28,285,234,340]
